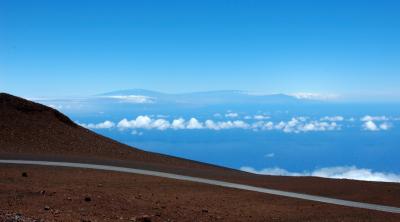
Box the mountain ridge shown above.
[97,89,302,105]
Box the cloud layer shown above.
[80,114,395,132]
[85,116,342,133]
[240,166,400,183]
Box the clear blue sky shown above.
[1,0,400,100]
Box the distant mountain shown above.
[98,89,303,105]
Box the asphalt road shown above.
[1,159,400,214]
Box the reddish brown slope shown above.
[0,92,227,170]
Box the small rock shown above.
[201,209,208,213]
[84,196,91,202]
[39,190,46,195]
[44,205,50,211]
[136,215,152,222]
[14,213,22,220]
[22,172,28,177]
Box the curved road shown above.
[1,159,400,214]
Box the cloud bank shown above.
[240,166,400,183]
[105,95,154,103]
[80,114,394,132]
[111,115,342,133]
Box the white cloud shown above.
[290,92,338,100]
[360,116,392,131]
[219,120,250,129]
[252,121,274,131]
[80,120,115,129]
[204,120,250,130]
[320,116,344,122]
[240,166,400,183]
[311,166,400,182]
[171,118,186,129]
[204,120,219,130]
[117,115,170,130]
[363,120,378,131]
[105,95,154,103]
[271,117,340,133]
[379,122,391,130]
[362,120,391,131]
[117,116,152,129]
[240,167,302,176]
[186,118,203,129]
[361,115,389,122]
[152,118,170,130]
[253,114,270,120]
[225,112,239,118]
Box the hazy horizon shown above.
[2,1,400,102]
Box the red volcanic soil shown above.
[2,165,400,222]
[1,92,400,221]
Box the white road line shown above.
[1,159,400,214]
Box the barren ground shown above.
[1,165,400,222]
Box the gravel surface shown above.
[2,165,400,222]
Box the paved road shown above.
[1,159,400,214]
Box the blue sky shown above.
[1,0,400,101]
